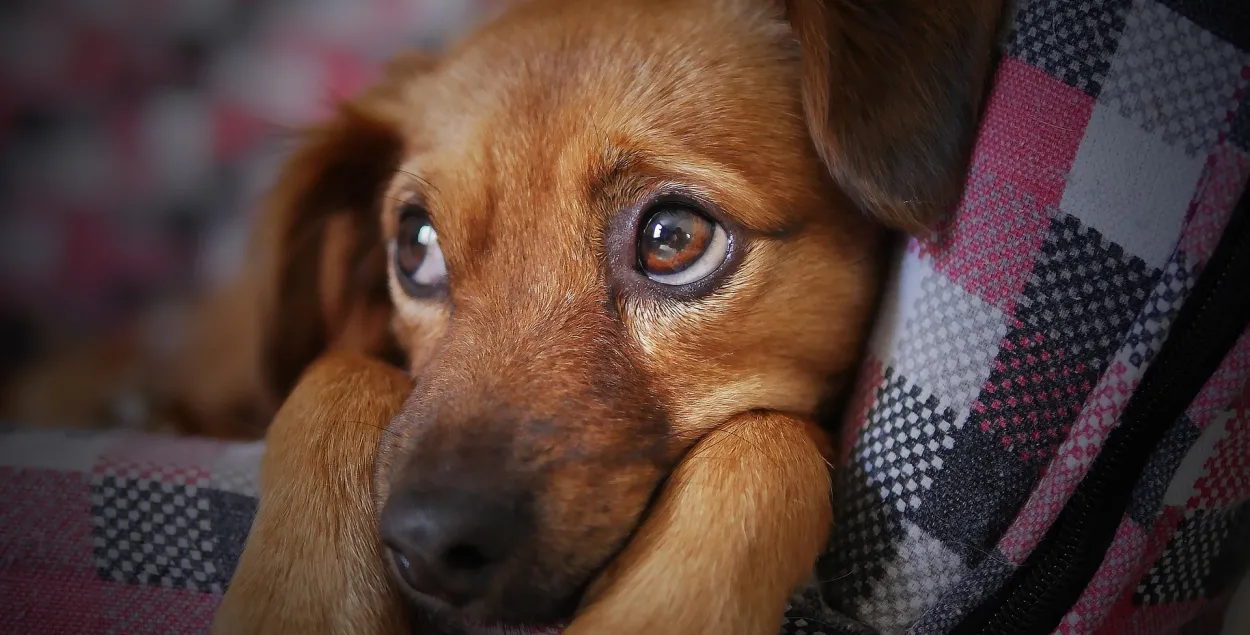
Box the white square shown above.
[892,261,1011,413]
[855,521,969,633]
[208,440,264,497]
[864,238,926,363]
[1060,102,1206,270]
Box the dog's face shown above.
[258,0,1000,626]
[378,1,881,623]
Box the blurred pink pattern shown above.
[0,0,503,338]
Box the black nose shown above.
[379,488,525,605]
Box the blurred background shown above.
[0,0,503,407]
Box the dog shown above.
[55,0,999,632]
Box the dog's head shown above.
[260,0,1000,625]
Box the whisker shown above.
[397,169,440,196]
[338,418,403,440]
[817,568,857,584]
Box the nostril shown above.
[444,543,492,572]
[387,547,425,592]
[379,487,527,603]
[393,550,413,573]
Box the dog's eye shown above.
[394,207,447,297]
[637,204,728,286]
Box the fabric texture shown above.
[811,1,1250,634]
[2,1,1249,634]
[0,429,260,635]
[0,0,500,335]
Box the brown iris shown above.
[638,206,714,277]
[396,213,430,278]
[394,205,447,298]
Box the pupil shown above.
[398,218,429,274]
[649,210,693,257]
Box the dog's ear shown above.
[786,0,1003,233]
[257,53,434,399]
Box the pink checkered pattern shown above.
[0,429,251,635]
[0,0,506,334]
[817,2,1250,634]
[0,426,569,634]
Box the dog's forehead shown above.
[396,0,813,276]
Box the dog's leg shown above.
[212,353,411,635]
[566,412,833,635]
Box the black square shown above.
[782,587,878,635]
[1124,253,1196,370]
[906,424,1038,566]
[1126,416,1202,527]
[1008,0,1134,97]
[970,214,1156,468]
[852,368,961,516]
[819,452,904,607]
[819,368,959,606]
[1015,214,1155,372]
[1156,0,1250,51]
[206,489,258,587]
[90,475,257,593]
[1232,94,1250,153]
[1134,504,1250,605]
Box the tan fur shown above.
[567,414,833,635]
[221,0,1001,631]
[0,0,1007,632]
[211,353,411,635]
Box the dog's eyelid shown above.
[631,182,797,239]
[384,169,437,217]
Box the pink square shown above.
[967,59,1094,211]
[0,468,95,574]
[1188,401,1249,510]
[0,570,107,635]
[1186,329,1250,430]
[1085,507,1185,635]
[98,434,226,483]
[1180,144,1250,267]
[998,360,1140,563]
[921,171,1054,313]
[91,457,212,489]
[1055,359,1140,472]
[99,583,218,635]
[920,59,1092,312]
[1114,600,1208,635]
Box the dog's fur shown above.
[211,1,1002,633]
[9,0,1004,633]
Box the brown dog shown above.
[208,0,1003,633]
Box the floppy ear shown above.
[257,53,434,399]
[786,0,1004,233]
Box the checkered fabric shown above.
[0,428,260,635]
[0,427,563,635]
[0,0,502,334]
[3,1,1249,635]
[807,1,1250,634]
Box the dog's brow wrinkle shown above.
[586,146,639,201]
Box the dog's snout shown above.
[379,487,525,605]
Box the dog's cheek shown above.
[385,267,451,376]
[624,230,884,434]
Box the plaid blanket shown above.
[809,1,1250,634]
[3,1,1250,634]
[0,429,262,635]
